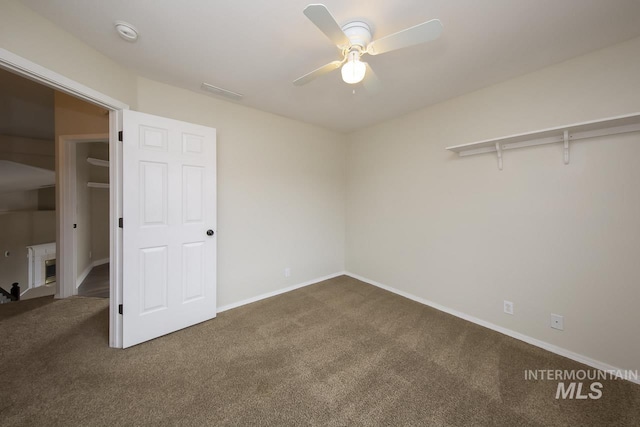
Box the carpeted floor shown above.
[0,275,638,426]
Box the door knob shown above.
[206,229,214,236]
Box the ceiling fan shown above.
[293,4,443,87]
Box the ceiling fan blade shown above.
[303,4,350,47]
[293,60,342,86]
[362,63,381,93]
[367,19,443,55]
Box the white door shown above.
[122,110,217,348]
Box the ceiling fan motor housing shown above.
[341,21,372,49]
[294,4,443,86]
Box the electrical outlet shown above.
[89,251,92,259]
[504,300,514,315]
[284,267,291,278]
[551,314,564,330]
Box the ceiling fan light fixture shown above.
[294,4,442,88]
[341,51,366,84]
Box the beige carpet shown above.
[0,275,638,426]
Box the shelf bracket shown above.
[495,142,503,170]
[563,130,570,165]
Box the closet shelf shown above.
[445,112,640,170]
[87,182,109,189]
[86,157,109,167]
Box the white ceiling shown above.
[19,0,640,132]
[0,160,55,194]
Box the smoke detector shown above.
[114,21,138,42]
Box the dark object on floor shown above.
[11,282,20,300]
[0,283,19,304]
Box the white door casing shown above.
[122,110,217,348]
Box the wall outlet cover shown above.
[551,313,564,330]
[504,300,514,315]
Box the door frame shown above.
[57,133,110,300]
[0,48,129,348]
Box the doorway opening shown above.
[1,69,110,300]
[76,140,110,298]
[0,67,56,302]
[0,47,127,347]
[58,133,110,300]
[1,48,218,349]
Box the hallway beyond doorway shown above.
[77,263,109,298]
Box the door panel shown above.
[182,242,205,302]
[140,161,168,225]
[140,246,168,314]
[183,166,204,223]
[122,110,216,348]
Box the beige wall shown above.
[0,0,136,108]
[74,142,91,279]
[346,36,640,372]
[0,135,54,170]
[89,144,109,262]
[37,187,55,210]
[54,92,109,136]
[0,189,37,212]
[136,78,347,308]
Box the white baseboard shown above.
[92,258,109,267]
[76,258,110,288]
[217,271,346,313]
[76,264,93,289]
[19,284,56,300]
[345,272,640,385]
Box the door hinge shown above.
[118,131,123,142]
[119,218,123,228]
[119,304,123,315]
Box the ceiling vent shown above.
[200,83,243,101]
